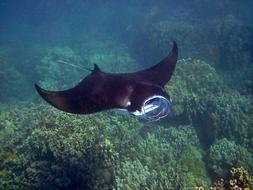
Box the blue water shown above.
[0,1,253,189]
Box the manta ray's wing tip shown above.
[34,83,51,102]
[34,83,47,96]
[34,83,72,113]
[34,83,42,94]
[34,83,40,90]
[34,83,58,103]
[172,41,178,54]
[167,41,178,63]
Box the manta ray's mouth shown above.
[132,95,172,121]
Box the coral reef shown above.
[178,145,211,188]
[147,20,198,58]
[81,40,139,73]
[207,138,253,177]
[0,105,119,189]
[212,15,252,70]
[129,19,203,65]
[1,57,253,189]
[113,124,210,189]
[1,57,252,189]
[165,58,252,147]
[114,159,184,190]
[0,104,212,189]
[0,49,31,104]
[211,167,253,190]
[34,41,139,92]
[1,1,253,189]
[35,46,84,90]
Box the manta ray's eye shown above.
[142,95,171,121]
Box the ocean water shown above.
[0,0,253,189]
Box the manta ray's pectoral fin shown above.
[35,81,111,114]
[35,41,178,120]
[127,41,178,87]
[35,84,84,114]
[35,71,123,114]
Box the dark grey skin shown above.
[35,42,178,114]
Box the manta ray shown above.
[35,42,178,121]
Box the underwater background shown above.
[0,0,253,189]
